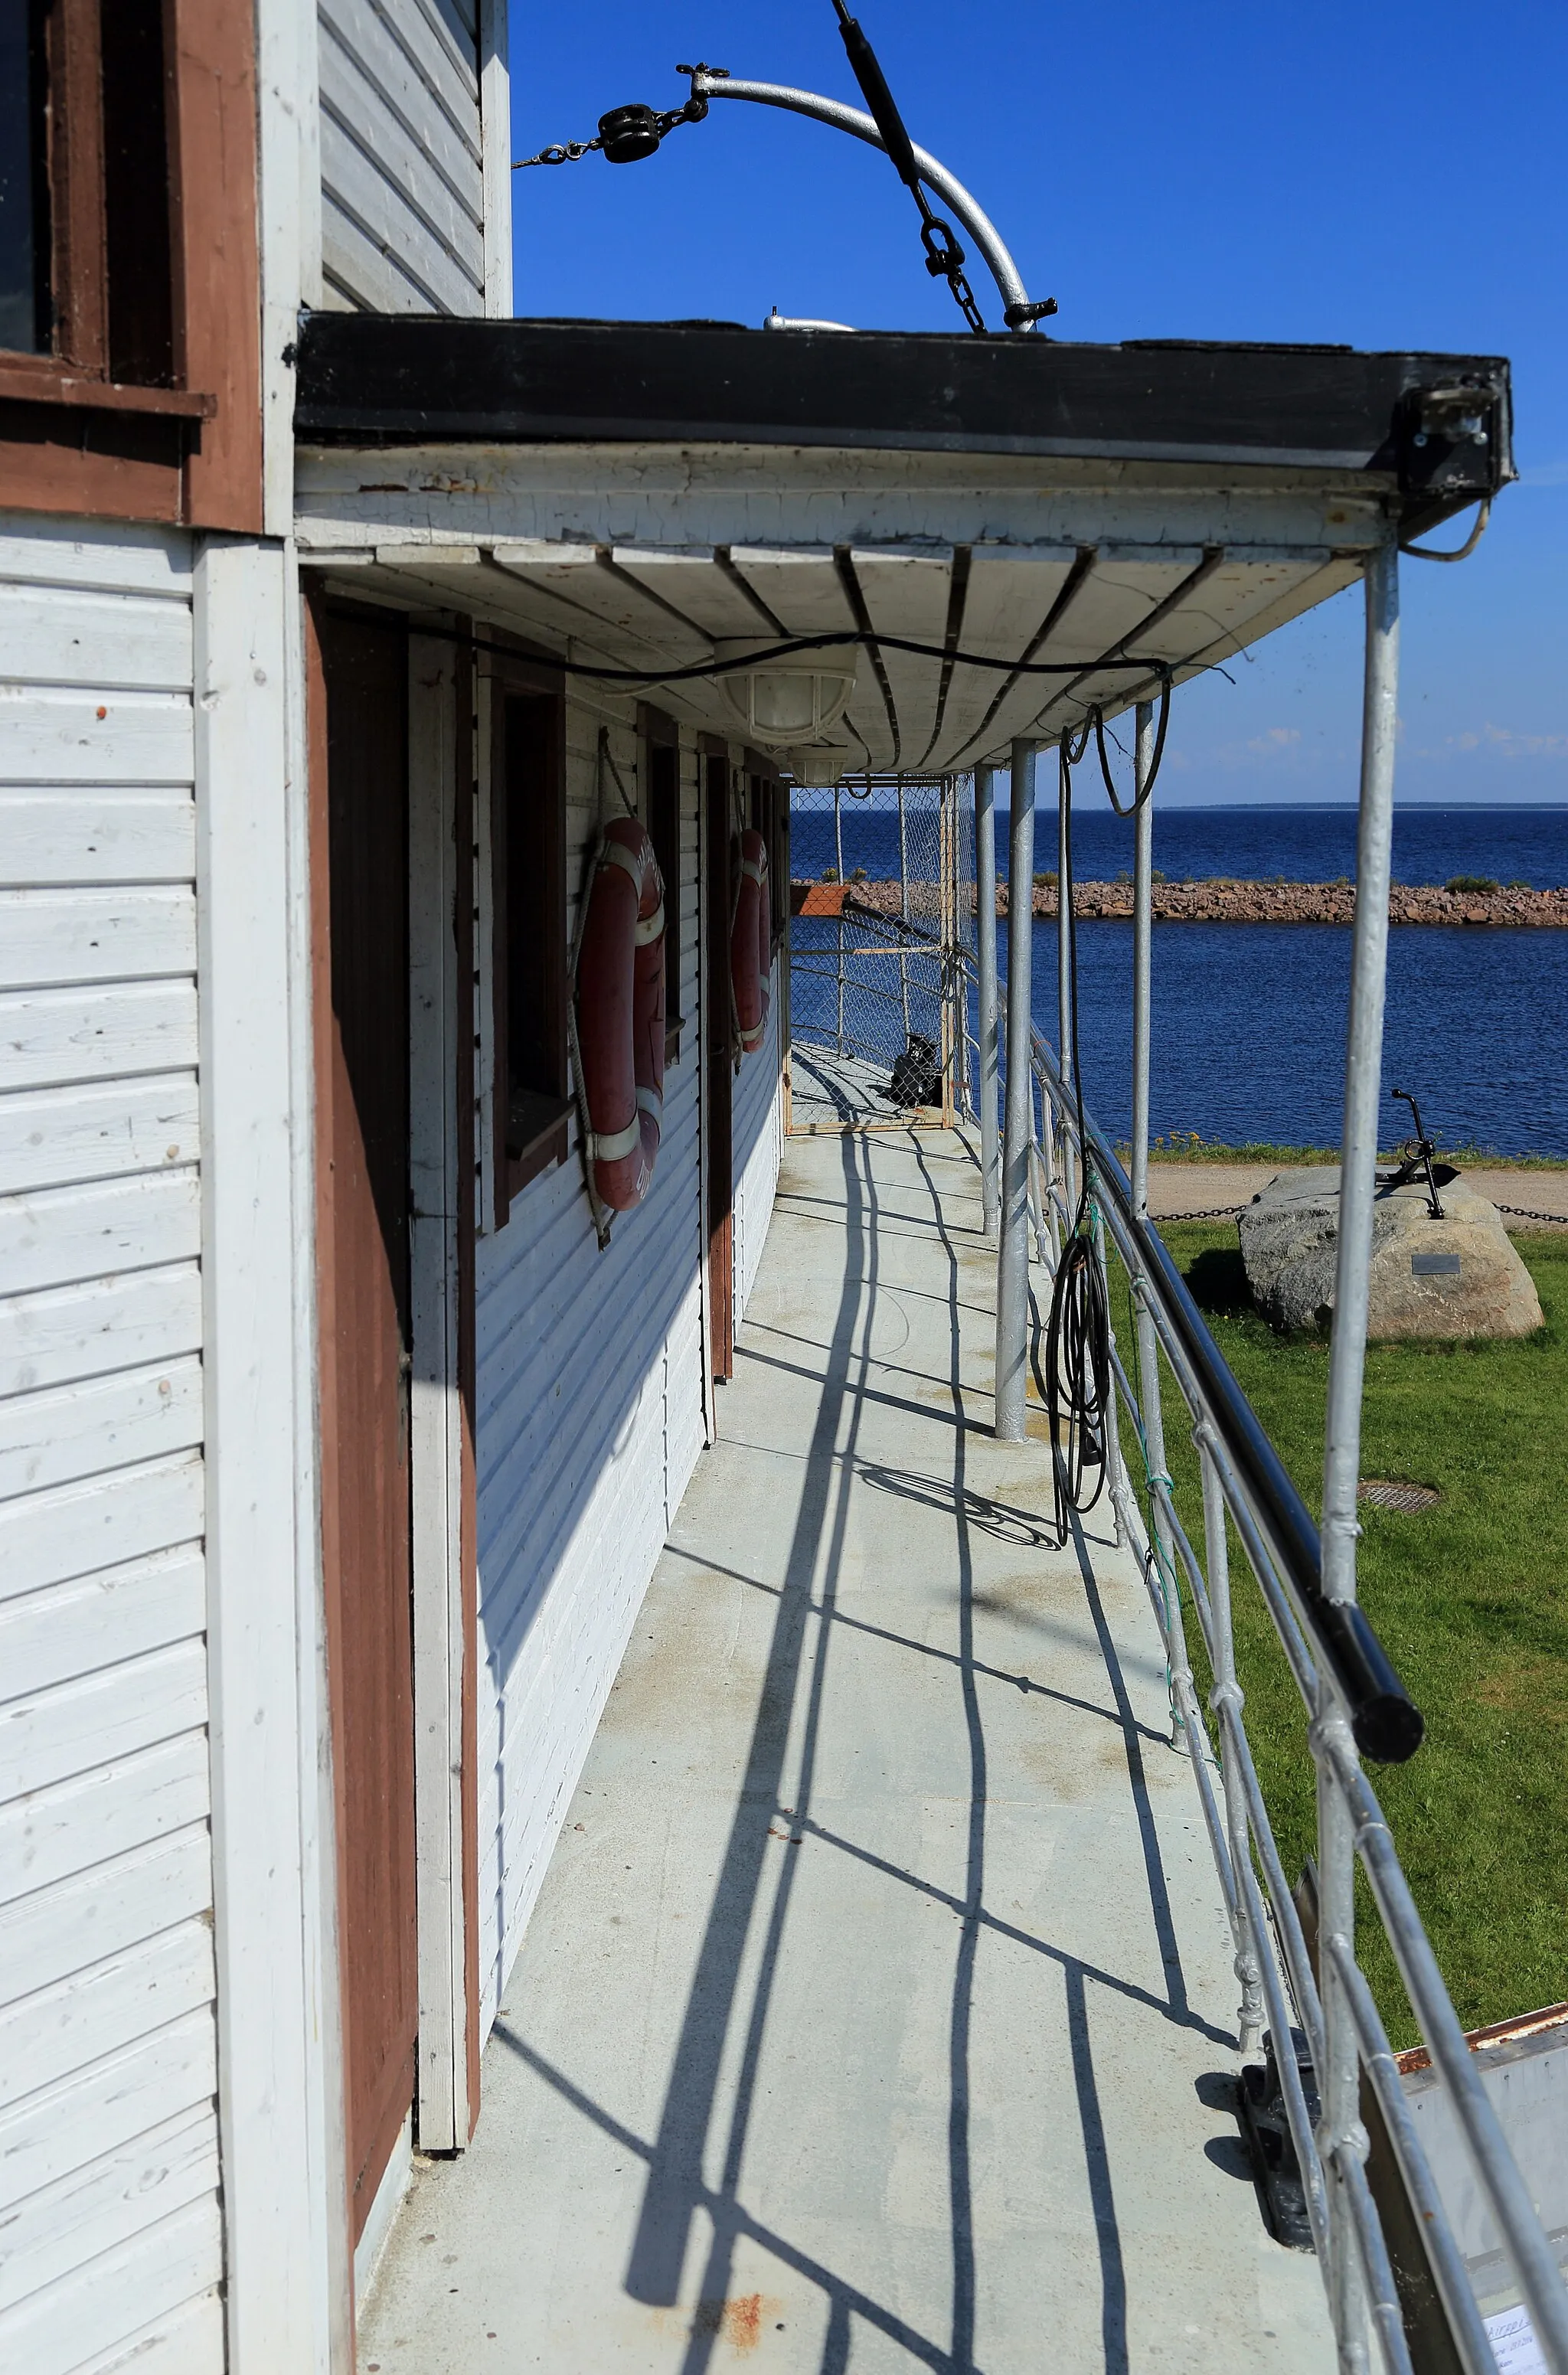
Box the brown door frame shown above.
[407,624,482,2152]
[305,587,420,2252]
[306,588,485,2278]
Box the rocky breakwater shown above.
[792,880,1568,926]
[1238,1168,1544,1339]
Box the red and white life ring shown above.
[576,819,665,1211]
[731,828,771,1056]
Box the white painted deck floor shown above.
[361,1129,1332,2374]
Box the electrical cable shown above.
[1398,497,1491,564]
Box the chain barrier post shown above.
[995,740,1037,1440]
[1315,540,1399,2372]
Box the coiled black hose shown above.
[1043,691,1168,1545]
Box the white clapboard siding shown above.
[0,515,217,2370]
[0,1921,214,2114]
[0,791,196,888]
[0,1076,199,1197]
[0,888,196,992]
[0,1263,204,1401]
[1,1546,207,1701]
[0,1736,211,1906]
[0,691,194,788]
[2,1825,211,2007]
[0,1635,208,1802]
[0,1168,200,1298]
[0,2192,220,2375]
[0,583,193,694]
[319,0,485,316]
[0,2004,215,2214]
[0,2102,214,2320]
[0,1357,203,1501]
[0,981,198,1095]
[472,709,717,2030]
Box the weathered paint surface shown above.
[0,518,221,2368]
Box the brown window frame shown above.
[489,658,570,1228]
[0,0,261,529]
[639,702,685,1066]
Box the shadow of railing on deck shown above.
[623,1126,880,2373]
[496,1129,1231,2373]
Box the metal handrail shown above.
[1031,1028,1421,1766]
[1026,1021,1568,2375]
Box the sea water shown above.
[788,805,1568,1158]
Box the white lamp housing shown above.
[716,638,858,747]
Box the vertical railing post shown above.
[834,782,845,1057]
[995,740,1037,1441]
[1317,540,1400,2373]
[897,778,911,1048]
[939,779,956,1127]
[1054,751,1078,1210]
[1038,1067,1062,1268]
[1126,702,1177,1734]
[976,763,1001,1238]
[1200,1444,1265,2056]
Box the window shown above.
[639,704,684,1063]
[491,679,569,1225]
[0,0,176,381]
[0,3,48,354]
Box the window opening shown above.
[2,0,176,380]
[0,1,49,352]
[492,686,570,1222]
[641,709,684,1063]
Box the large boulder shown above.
[1237,1168,1544,1339]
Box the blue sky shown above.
[507,2,1566,809]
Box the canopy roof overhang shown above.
[294,315,1511,778]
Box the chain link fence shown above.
[788,778,975,1130]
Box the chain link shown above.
[513,96,707,172]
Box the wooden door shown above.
[704,754,734,1383]
[312,603,418,2243]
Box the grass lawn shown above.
[1109,1223,1568,2046]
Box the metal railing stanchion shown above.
[1054,756,1078,1210]
[1026,1018,1566,2369]
[995,740,1037,1439]
[1125,701,1179,1740]
[834,782,845,1056]
[976,764,1001,1233]
[1316,541,1400,2371]
[1200,1442,1266,2055]
[897,777,911,1046]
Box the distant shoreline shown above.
[793,879,1568,927]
